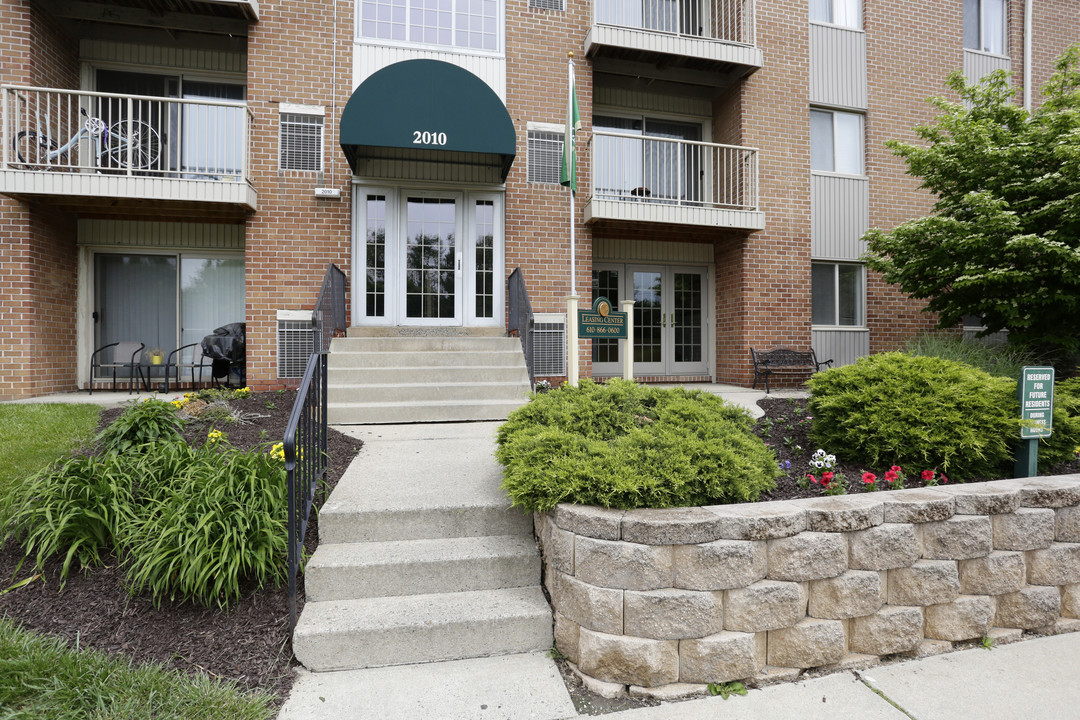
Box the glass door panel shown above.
[180,257,245,352]
[404,196,460,323]
[671,269,707,374]
[631,268,665,375]
[94,253,177,377]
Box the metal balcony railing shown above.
[593,0,755,45]
[589,130,759,212]
[1,85,251,182]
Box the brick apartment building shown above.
[0,0,1076,402]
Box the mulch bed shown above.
[0,390,362,708]
[2,392,1077,709]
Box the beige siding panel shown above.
[595,87,711,118]
[594,237,713,263]
[584,26,763,68]
[809,23,866,109]
[812,328,869,368]
[584,198,765,230]
[0,171,257,209]
[80,40,246,74]
[78,219,244,250]
[355,157,504,184]
[963,49,1011,85]
[352,45,506,100]
[811,173,868,260]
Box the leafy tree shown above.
[864,46,1080,365]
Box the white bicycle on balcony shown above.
[14,106,161,171]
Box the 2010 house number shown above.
[413,131,448,146]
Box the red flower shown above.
[921,470,935,481]
[941,474,949,484]
[861,472,877,484]
[890,465,902,473]
[884,470,898,482]
[807,473,819,484]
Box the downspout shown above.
[1024,0,1032,110]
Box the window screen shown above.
[280,113,323,171]
[527,130,563,184]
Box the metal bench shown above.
[750,347,833,393]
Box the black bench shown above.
[750,347,833,393]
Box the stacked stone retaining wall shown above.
[537,475,1080,696]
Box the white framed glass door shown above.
[403,193,462,325]
[591,263,709,377]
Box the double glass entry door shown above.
[592,264,708,377]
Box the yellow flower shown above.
[207,429,224,445]
[270,442,285,462]
[237,387,251,398]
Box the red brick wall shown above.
[245,0,354,390]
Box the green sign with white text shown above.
[1020,366,1055,439]
[579,296,627,339]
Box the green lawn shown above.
[0,404,101,487]
[0,619,274,720]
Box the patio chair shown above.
[163,342,211,394]
[89,341,145,395]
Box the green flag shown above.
[560,60,580,193]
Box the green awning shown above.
[340,60,516,180]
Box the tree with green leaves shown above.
[864,46,1080,366]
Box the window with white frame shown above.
[527,129,563,184]
[812,262,864,326]
[809,0,860,27]
[280,105,324,172]
[964,0,1006,55]
[810,109,863,175]
[357,0,500,51]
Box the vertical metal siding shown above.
[77,219,244,250]
[594,237,714,263]
[963,49,1011,85]
[353,45,506,101]
[812,328,869,367]
[809,23,867,109]
[811,173,869,260]
[595,87,712,118]
[80,40,246,74]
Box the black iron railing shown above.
[285,262,346,634]
[507,267,535,386]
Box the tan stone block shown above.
[578,627,679,688]
[1018,477,1080,509]
[1056,506,1080,543]
[575,536,673,591]
[752,665,803,686]
[924,595,995,641]
[992,508,1055,551]
[672,539,767,591]
[1051,618,1080,634]
[802,495,884,532]
[882,488,955,524]
[958,551,1026,596]
[767,532,847,582]
[986,627,1024,645]
[808,570,884,620]
[995,586,1060,629]
[848,523,920,570]
[568,662,626,698]
[889,560,960,606]
[555,504,624,540]
[621,507,723,545]
[766,618,846,669]
[901,639,954,658]
[554,612,580,665]
[623,588,724,640]
[725,580,806,632]
[679,630,764,684]
[849,605,924,655]
[1061,584,1080,619]
[629,683,708,700]
[920,515,992,560]
[1027,543,1080,585]
[935,483,1021,515]
[552,570,623,635]
[544,515,574,574]
[704,501,806,540]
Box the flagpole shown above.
[563,51,581,387]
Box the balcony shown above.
[586,0,761,84]
[584,130,763,230]
[0,86,256,218]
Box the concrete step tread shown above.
[309,534,538,568]
[327,380,529,389]
[328,398,527,408]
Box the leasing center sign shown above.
[1020,366,1055,439]
[579,297,627,339]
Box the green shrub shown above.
[904,332,1040,378]
[496,380,779,511]
[808,353,1016,479]
[96,398,184,453]
[0,452,135,582]
[117,441,288,608]
[1036,377,1080,469]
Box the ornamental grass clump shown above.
[496,379,780,511]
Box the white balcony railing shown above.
[589,130,758,212]
[593,0,755,46]
[1,86,250,183]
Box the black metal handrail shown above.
[313,263,347,353]
[507,267,535,386]
[285,351,328,635]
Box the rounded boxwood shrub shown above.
[1037,377,1080,469]
[496,379,780,511]
[807,353,1017,479]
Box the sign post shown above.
[1016,366,1055,478]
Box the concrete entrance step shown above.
[304,534,541,601]
[327,381,530,404]
[331,335,523,354]
[292,586,553,672]
[327,398,529,425]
